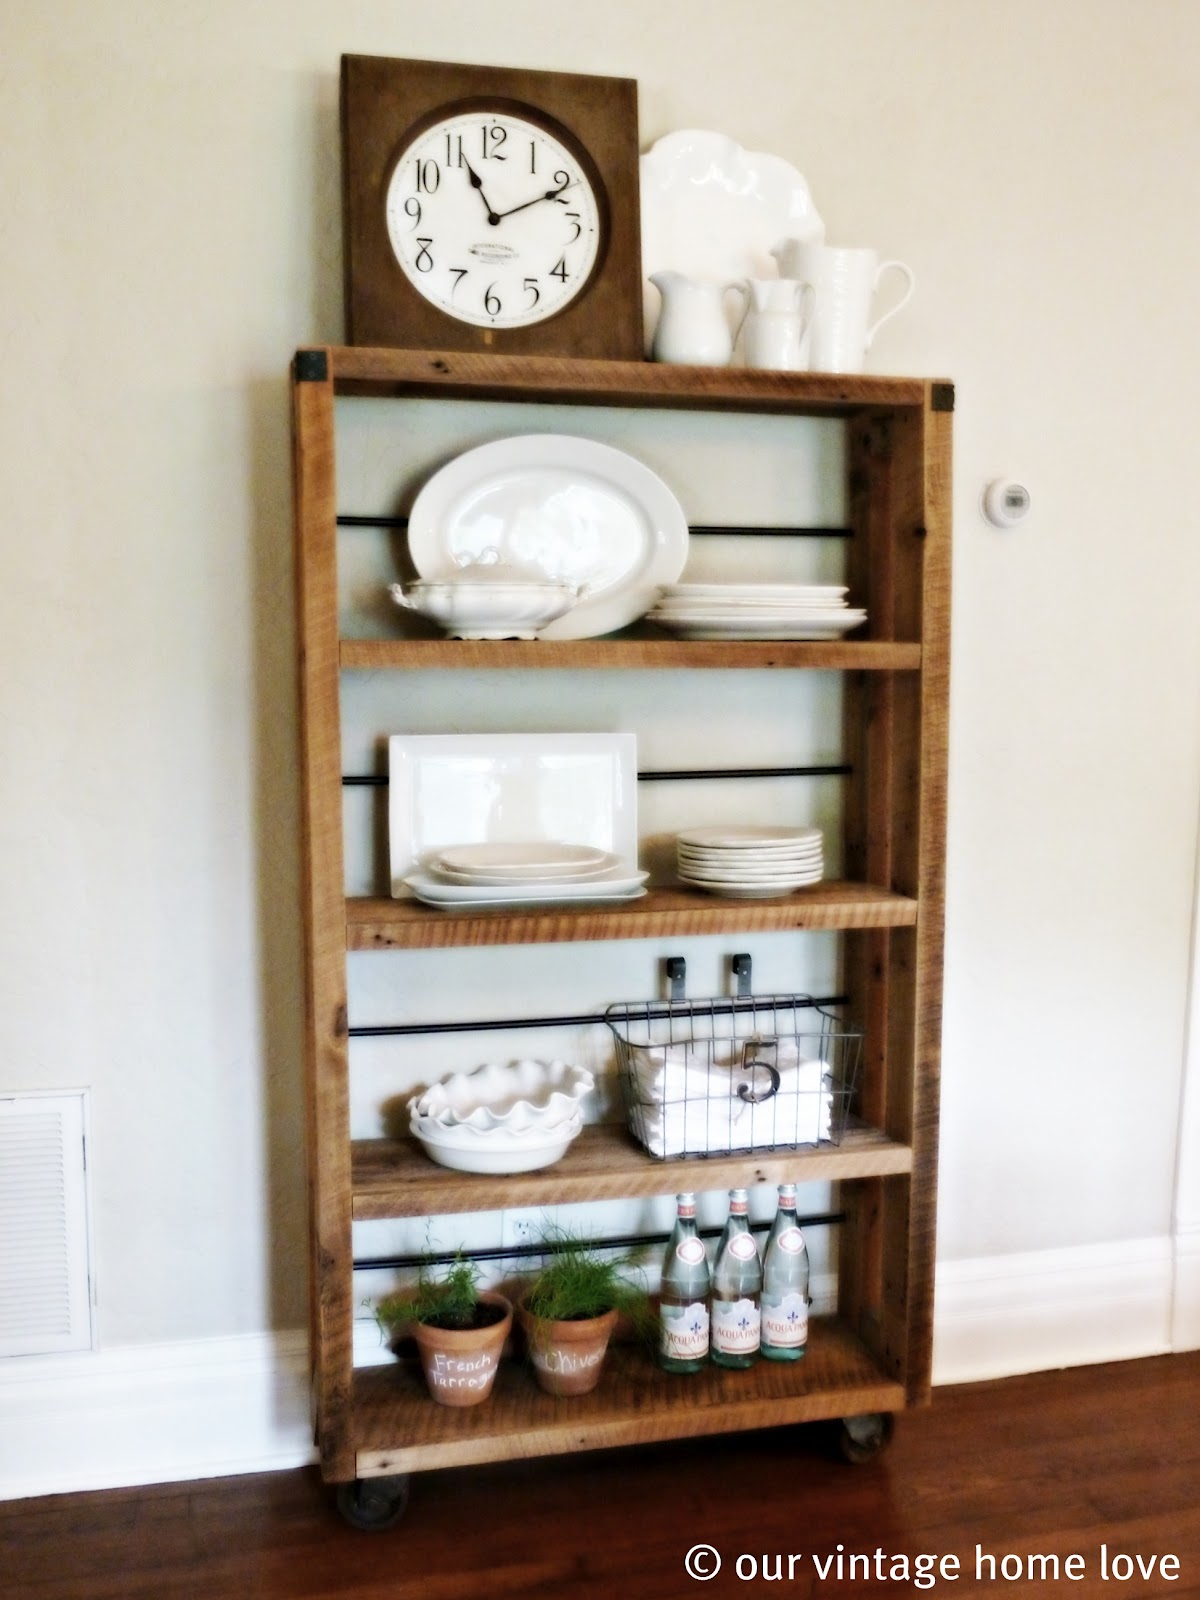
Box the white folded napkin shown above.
[625,1038,834,1157]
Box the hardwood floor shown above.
[3,1352,1198,1599]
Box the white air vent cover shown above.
[0,1091,93,1355]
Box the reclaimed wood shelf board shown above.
[353,1316,904,1476]
[346,882,919,951]
[351,1122,914,1220]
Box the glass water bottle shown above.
[658,1192,710,1374]
[710,1188,762,1368]
[760,1182,809,1361]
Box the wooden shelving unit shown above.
[292,344,952,1498]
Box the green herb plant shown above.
[523,1226,653,1334]
[376,1252,483,1336]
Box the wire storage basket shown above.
[607,993,862,1161]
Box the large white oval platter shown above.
[406,435,689,640]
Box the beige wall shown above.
[2,0,1198,1348]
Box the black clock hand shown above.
[462,158,501,226]
[493,181,572,220]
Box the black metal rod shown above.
[688,525,852,539]
[349,994,848,1039]
[344,764,850,788]
[335,514,852,539]
[353,1211,845,1272]
[640,764,850,782]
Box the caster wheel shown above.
[335,1473,411,1530]
[835,1411,895,1463]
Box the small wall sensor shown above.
[982,479,1032,528]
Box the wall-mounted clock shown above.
[340,55,644,358]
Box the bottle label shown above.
[762,1291,808,1348]
[776,1226,806,1255]
[660,1300,710,1360]
[727,1232,758,1261]
[712,1296,761,1355]
[675,1237,706,1266]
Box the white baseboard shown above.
[0,1331,316,1502]
[932,1235,1174,1385]
[0,1239,1186,1502]
[1171,1222,1200,1350]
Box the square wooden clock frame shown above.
[340,55,644,359]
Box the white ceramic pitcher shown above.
[649,271,749,366]
[737,277,816,370]
[770,241,915,373]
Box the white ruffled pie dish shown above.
[408,1110,585,1174]
[409,1059,594,1134]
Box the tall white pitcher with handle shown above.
[770,241,915,373]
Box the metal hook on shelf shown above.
[731,952,753,997]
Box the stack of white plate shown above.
[405,841,648,909]
[647,583,866,641]
[408,1060,593,1173]
[676,825,824,898]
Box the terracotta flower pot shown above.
[518,1299,619,1397]
[411,1291,513,1408]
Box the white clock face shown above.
[385,110,603,329]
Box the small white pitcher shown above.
[737,277,816,370]
[649,271,749,366]
[770,240,915,374]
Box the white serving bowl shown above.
[388,568,579,640]
[409,1060,594,1133]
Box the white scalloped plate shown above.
[640,129,825,347]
